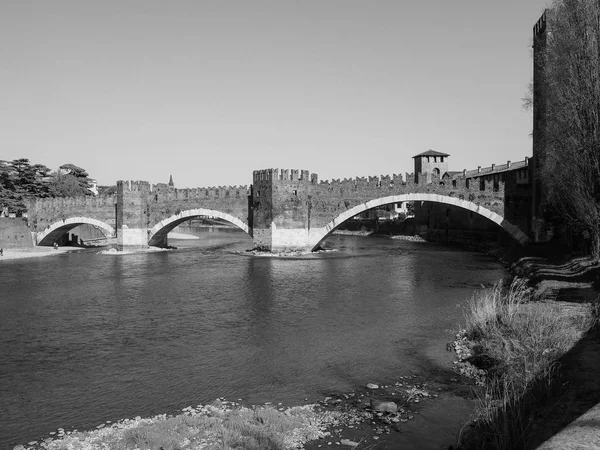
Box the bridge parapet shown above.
[117,179,251,203]
[151,185,249,201]
[116,179,251,248]
[312,172,504,198]
[27,194,117,240]
[251,168,508,252]
[26,160,528,252]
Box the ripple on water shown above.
[0,232,507,448]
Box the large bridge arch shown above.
[148,208,250,247]
[309,193,529,251]
[36,217,115,246]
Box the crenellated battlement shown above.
[534,9,548,39]
[313,172,505,194]
[450,158,530,183]
[117,180,250,200]
[318,173,409,188]
[30,194,116,210]
[253,168,318,183]
[25,158,531,252]
[151,185,250,200]
[118,180,151,192]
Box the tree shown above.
[97,185,117,196]
[536,0,600,256]
[48,163,93,197]
[0,159,53,215]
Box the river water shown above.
[0,229,507,449]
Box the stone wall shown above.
[116,180,250,248]
[25,160,532,251]
[27,195,117,236]
[147,182,250,226]
[249,168,512,251]
[252,169,315,250]
[0,217,33,249]
[308,172,505,229]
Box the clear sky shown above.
[1,0,549,188]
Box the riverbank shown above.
[13,375,474,450]
[331,230,372,236]
[0,232,197,261]
[168,232,199,240]
[0,247,85,261]
[454,257,600,449]
[332,230,427,243]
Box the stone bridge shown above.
[26,167,530,252]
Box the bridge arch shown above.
[148,208,250,247]
[36,217,115,246]
[309,193,529,250]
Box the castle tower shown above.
[168,174,174,187]
[532,10,550,240]
[412,150,449,182]
[251,168,318,252]
[116,180,151,249]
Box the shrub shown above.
[457,278,598,449]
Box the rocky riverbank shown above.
[12,374,478,450]
[331,230,372,236]
[331,230,427,243]
[389,234,426,242]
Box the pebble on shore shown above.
[15,377,437,450]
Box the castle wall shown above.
[0,218,33,249]
[249,168,511,251]
[116,180,250,248]
[532,10,550,239]
[25,159,531,252]
[460,160,532,235]
[251,169,315,250]
[308,172,505,229]
[27,195,117,245]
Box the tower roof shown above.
[168,174,174,187]
[412,149,450,158]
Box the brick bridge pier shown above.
[27,166,530,252]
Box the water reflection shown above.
[0,232,506,448]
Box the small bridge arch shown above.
[148,208,250,247]
[309,193,529,250]
[36,217,115,246]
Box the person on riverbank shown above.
[0,248,3,256]
[53,242,58,250]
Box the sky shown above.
[1,0,550,188]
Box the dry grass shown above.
[457,278,599,449]
[40,401,334,450]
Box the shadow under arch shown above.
[148,208,250,247]
[309,193,529,251]
[36,217,115,246]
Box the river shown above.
[0,229,507,449]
